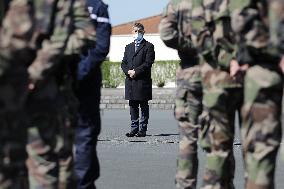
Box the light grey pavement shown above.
[96,110,284,189]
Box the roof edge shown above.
[113,14,161,27]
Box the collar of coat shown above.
[135,36,144,46]
[132,39,146,55]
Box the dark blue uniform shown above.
[74,0,111,188]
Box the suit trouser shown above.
[129,100,149,132]
[75,68,101,189]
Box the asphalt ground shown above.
[96,110,284,189]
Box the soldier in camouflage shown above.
[0,0,35,187]
[0,0,100,188]
[231,0,283,188]
[269,0,284,163]
[159,1,203,188]
[0,1,10,27]
[160,0,246,188]
[191,0,245,188]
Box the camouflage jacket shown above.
[159,0,204,66]
[269,0,284,56]
[231,0,282,65]
[0,1,10,27]
[159,0,238,69]
[0,0,96,81]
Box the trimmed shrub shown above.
[101,61,125,88]
[151,60,178,87]
[101,60,179,88]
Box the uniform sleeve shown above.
[159,0,194,53]
[199,0,235,68]
[88,0,111,64]
[159,2,179,49]
[134,44,155,77]
[27,0,76,82]
[77,0,111,80]
[0,0,35,77]
[28,0,104,82]
[232,0,281,65]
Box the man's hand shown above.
[279,56,284,73]
[230,59,248,77]
[128,69,136,78]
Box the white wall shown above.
[108,34,180,62]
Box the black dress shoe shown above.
[126,131,138,137]
[136,131,146,137]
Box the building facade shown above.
[108,15,179,62]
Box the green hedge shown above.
[101,60,179,88]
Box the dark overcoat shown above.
[121,39,155,100]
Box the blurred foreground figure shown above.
[190,1,244,188]
[159,0,203,188]
[0,0,98,188]
[74,0,111,188]
[231,0,283,188]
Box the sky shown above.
[103,0,169,26]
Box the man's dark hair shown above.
[133,22,144,32]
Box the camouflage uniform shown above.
[0,0,34,187]
[0,0,96,188]
[0,1,10,26]
[269,0,284,163]
[232,0,283,188]
[192,1,245,188]
[269,0,284,54]
[159,1,203,188]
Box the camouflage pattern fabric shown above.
[199,62,243,189]
[174,66,202,189]
[193,1,245,189]
[241,65,282,189]
[160,0,244,188]
[269,0,284,164]
[26,55,79,189]
[25,0,94,188]
[196,0,236,70]
[0,0,96,188]
[0,112,28,189]
[159,0,205,56]
[231,0,281,65]
[0,1,10,27]
[159,1,203,188]
[269,0,284,53]
[232,0,283,188]
[0,0,33,188]
[28,0,96,83]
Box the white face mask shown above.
[133,33,143,41]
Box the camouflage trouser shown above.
[174,65,202,189]
[241,65,282,189]
[199,63,243,189]
[0,112,28,189]
[0,70,29,189]
[26,78,76,189]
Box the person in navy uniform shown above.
[121,22,155,137]
[74,0,111,188]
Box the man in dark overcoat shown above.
[121,22,155,137]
